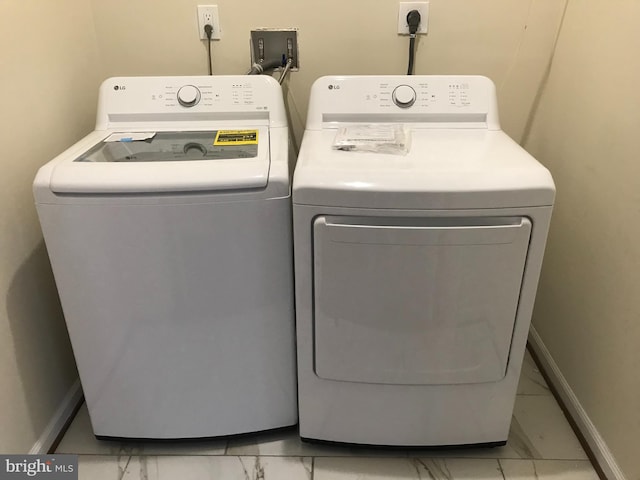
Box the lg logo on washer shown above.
[113,85,126,91]
[327,84,341,90]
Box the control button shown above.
[392,85,417,108]
[177,85,201,107]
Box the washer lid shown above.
[49,129,270,193]
[293,129,555,209]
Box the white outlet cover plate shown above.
[197,5,221,40]
[398,2,429,35]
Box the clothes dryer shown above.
[293,75,555,446]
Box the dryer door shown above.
[312,215,531,385]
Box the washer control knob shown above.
[392,85,417,108]
[177,85,201,107]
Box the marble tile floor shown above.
[56,349,600,479]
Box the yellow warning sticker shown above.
[213,130,259,146]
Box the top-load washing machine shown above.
[34,76,297,439]
[293,75,555,447]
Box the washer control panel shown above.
[158,81,257,109]
[307,75,498,129]
[97,76,289,129]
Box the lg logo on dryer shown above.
[327,84,341,90]
[113,85,126,91]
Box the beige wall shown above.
[525,1,640,479]
[88,0,566,144]
[0,0,100,452]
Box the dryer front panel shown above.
[312,215,532,385]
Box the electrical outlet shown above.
[250,29,299,70]
[398,2,429,35]
[197,5,221,40]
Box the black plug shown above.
[406,9,421,75]
[204,24,213,75]
[204,24,213,40]
[407,10,421,37]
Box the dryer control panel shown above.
[306,75,499,130]
[96,76,288,129]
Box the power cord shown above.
[406,10,421,75]
[204,24,213,75]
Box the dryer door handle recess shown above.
[312,215,532,386]
[317,217,529,247]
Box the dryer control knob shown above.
[177,85,201,107]
[392,85,417,108]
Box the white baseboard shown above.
[528,327,627,480]
[29,379,83,454]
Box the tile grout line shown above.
[311,456,315,480]
[73,452,596,460]
[497,458,507,480]
[118,455,132,480]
